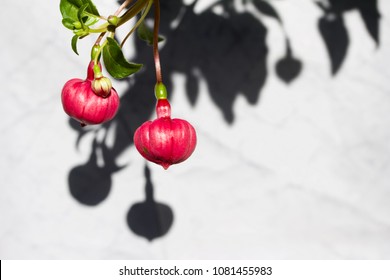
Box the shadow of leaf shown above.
[162,4,268,123]
[318,14,349,75]
[250,0,282,23]
[358,0,380,45]
[316,0,380,74]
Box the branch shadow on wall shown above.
[67,0,381,241]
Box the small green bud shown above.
[108,15,119,26]
[73,21,82,29]
[155,83,168,100]
[92,76,113,98]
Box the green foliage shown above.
[60,0,100,29]
[77,3,90,27]
[102,38,142,79]
[71,35,79,55]
[62,18,75,30]
[60,0,156,79]
[60,0,101,55]
[60,0,99,21]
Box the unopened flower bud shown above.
[107,15,119,26]
[73,21,82,29]
[92,76,113,98]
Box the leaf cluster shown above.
[60,0,100,31]
[60,0,161,79]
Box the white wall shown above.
[1,0,390,259]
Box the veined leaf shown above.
[103,37,142,79]
[60,0,83,22]
[60,0,100,23]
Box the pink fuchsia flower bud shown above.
[61,61,119,126]
[134,99,197,170]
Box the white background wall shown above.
[1,0,390,259]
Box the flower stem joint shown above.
[107,15,119,32]
[134,84,197,170]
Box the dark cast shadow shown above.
[68,133,125,206]
[127,165,174,241]
[66,0,381,240]
[315,0,380,74]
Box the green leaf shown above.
[71,35,79,55]
[77,3,89,26]
[102,37,142,79]
[137,22,164,46]
[60,0,82,22]
[83,0,99,17]
[84,16,99,26]
[60,0,99,23]
[62,18,75,30]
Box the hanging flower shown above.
[134,86,197,169]
[61,61,120,126]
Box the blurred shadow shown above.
[127,165,174,241]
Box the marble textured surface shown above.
[1,0,390,259]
